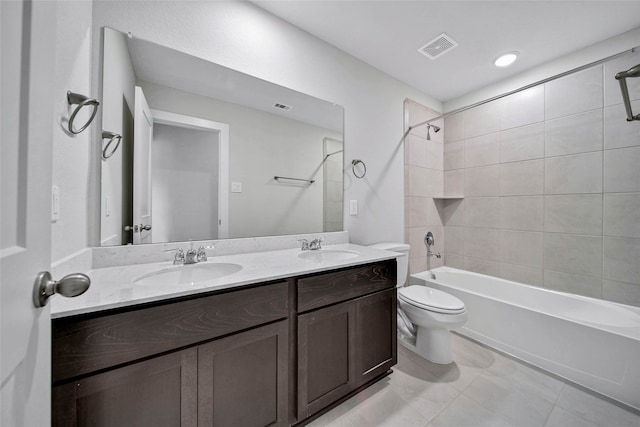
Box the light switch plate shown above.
[231,182,242,193]
[349,199,358,216]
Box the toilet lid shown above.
[398,285,465,313]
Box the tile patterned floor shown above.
[307,334,640,427]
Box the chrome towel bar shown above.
[274,176,315,184]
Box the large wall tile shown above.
[464,197,500,229]
[545,109,603,157]
[499,263,543,286]
[407,196,428,228]
[464,227,500,261]
[444,253,464,269]
[500,230,543,268]
[544,233,602,278]
[407,165,429,197]
[426,140,444,171]
[444,169,464,196]
[500,159,543,196]
[465,165,499,197]
[604,193,640,238]
[443,199,464,226]
[603,51,640,107]
[464,102,500,138]
[499,123,544,163]
[465,133,500,168]
[545,65,603,120]
[543,270,602,299]
[445,225,465,255]
[427,198,444,226]
[409,256,428,275]
[444,140,464,170]
[604,146,640,193]
[405,134,427,167]
[603,236,640,285]
[544,194,603,235]
[602,279,640,307]
[544,152,602,194]
[444,112,464,143]
[604,102,640,150]
[500,86,545,130]
[408,226,429,259]
[500,196,543,231]
[464,256,500,276]
[425,168,444,197]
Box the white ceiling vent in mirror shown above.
[418,32,459,60]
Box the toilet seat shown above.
[398,285,465,314]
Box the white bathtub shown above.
[410,267,640,410]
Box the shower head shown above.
[426,123,441,140]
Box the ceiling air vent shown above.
[273,103,292,111]
[418,33,459,60]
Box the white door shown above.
[1,1,56,425]
[133,86,154,244]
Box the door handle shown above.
[124,224,151,232]
[33,271,91,308]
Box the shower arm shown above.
[405,46,640,137]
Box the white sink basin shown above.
[298,249,360,263]
[134,263,242,286]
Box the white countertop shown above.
[51,244,398,318]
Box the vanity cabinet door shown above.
[297,300,357,420]
[355,288,397,386]
[197,320,289,427]
[52,348,197,427]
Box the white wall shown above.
[90,0,442,247]
[51,1,93,262]
[152,123,219,242]
[140,80,342,238]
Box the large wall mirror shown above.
[100,27,344,246]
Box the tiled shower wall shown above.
[404,100,445,276]
[442,52,640,306]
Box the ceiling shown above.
[254,1,640,102]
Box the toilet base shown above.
[398,327,454,364]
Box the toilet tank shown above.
[368,243,410,287]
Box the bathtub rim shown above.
[410,266,640,341]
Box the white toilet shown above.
[369,243,467,364]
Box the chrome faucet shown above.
[166,243,213,265]
[298,237,323,251]
[425,231,441,279]
[184,244,198,264]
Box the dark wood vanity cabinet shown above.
[296,261,397,422]
[52,260,396,426]
[52,281,290,427]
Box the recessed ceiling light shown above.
[494,52,519,67]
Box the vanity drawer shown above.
[53,281,289,383]
[297,260,396,312]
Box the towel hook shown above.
[67,91,100,134]
[101,131,123,160]
[351,159,367,179]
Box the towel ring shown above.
[351,159,367,179]
[102,131,122,160]
[67,91,99,134]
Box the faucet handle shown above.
[164,247,185,265]
[297,239,310,251]
[197,245,214,262]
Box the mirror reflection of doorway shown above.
[152,123,219,242]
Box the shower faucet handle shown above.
[425,231,435,247]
